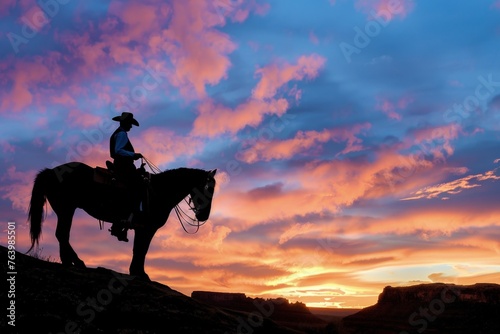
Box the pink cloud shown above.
[192,54,325,137]
[376,98,400,120]
[67,109,102,128]
[252,54,326,100]
[52,92,77,106]
[0,0,15,16]
[211,0,270,23]
[153,0,257,99]
[411,124,461,160]
[0,51,69,114]
[237,123,371,163]
[103,1,172,67]
[492,1,500,9]
[21,5,50,30]
[111,2,163,40]
[375,95,414,120]
[309,31,320,45]
[0,60,51,112]
[3,0,265,116]
[137,127,204,167]
[356,0,415,20]
[0,166,36,211]
[58,1,170,77]
[397,95,414,109]
[60,33,109,76]
[1,0,40,19]
[1,141,16,153]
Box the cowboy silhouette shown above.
[109,112,143,242]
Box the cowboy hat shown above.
[112,112,139,126]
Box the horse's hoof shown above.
[74,260,86,268]
[130,271,150,281]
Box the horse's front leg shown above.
[129,226,157,280]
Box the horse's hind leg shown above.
[55,207,86,268]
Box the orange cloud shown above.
[402,167,500,200]
[237,123,370,163]
[192,97,289,137]
[429,271,500,285]
[279,222,316,245]
[213,124,471,233]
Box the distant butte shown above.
[340,283,500,334]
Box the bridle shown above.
[142,157,208,234]
[174,197,207,234]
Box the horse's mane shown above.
[154,167,208,187]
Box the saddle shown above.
[94,161,151,192]
[93,161,126,189]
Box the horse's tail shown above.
[27,168,53,253]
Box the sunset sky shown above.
[1,0,500,308]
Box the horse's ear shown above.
[209,169,217,177]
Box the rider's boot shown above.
[110,213,133,242]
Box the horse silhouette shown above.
[27,162,216,280]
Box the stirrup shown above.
[109,225,129,242]
[109,214,132,242]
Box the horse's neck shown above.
[152,168,201,205]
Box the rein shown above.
[142,157,206,234]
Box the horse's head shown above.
[189,169,217,222]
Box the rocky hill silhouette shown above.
[0,246,303,334]
[340,283,500,334]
